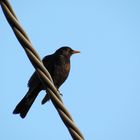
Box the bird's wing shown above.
[27,71,40,88]
[27,54,54,88]
[42,54,54,70]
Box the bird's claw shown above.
[60,93,63,96]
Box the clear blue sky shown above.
[0,0,140,140]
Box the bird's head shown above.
[55,46,80,58]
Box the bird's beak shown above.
[72,50,80,54]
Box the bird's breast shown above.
[53,61,70,89]
[65,63,70,73]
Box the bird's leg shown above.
[57,89,63,96]
[60,93,63,96]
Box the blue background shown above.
[0,0,140,140]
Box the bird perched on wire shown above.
[13,46,80,118]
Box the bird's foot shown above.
[57,89,63,96]
[60,93,63,96]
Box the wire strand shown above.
[0,0,84,139]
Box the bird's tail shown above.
[13,86,41,118]
[41,93,50,105]
[41,91,63,105]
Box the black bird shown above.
[13,47,80,118]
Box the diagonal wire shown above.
[0,0,85,139]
